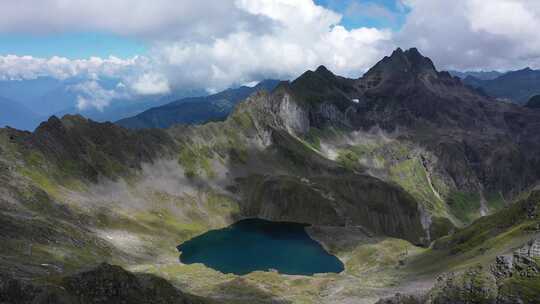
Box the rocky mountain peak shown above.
[293,65,337,87]
[314,65,335,78]
[364,47,437,80]
[357,47,465,95]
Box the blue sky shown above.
[315,0,408,30]
[0,32,146,59]
[0,0,406,59]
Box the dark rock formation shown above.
[0,263,204,304]
[526,95,540,109]
[7,114,175,181]
[275,48,540,199]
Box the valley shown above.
[1,48,539,303]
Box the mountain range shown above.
[116,79,280,129]
[1,48,539,303]
[449,70,503,80]
[0,76,206,131]
[463,67,540,104]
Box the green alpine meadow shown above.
[1,1,540,303]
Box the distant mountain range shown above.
[0,76,119,116]
[449,70,503,80]
[0,76,206,131]
[116,79,280,129]
[461,68,540,104]
[4,65,539,132]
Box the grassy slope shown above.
[0,102,536,303]
[402,190,539,279]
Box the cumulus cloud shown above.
[70,80,127,111]
[152,0,393,90]
[0,0,272,42]
[0,55,140,80]
[397,0,540,70]
[129,72,170,95]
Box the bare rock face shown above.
[241,85,310,136]
[492,238,540,281]
[491,255,515,279]
[277,92,311,135]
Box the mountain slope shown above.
[116,80,280,129]
[377,189,540,304]
[1,48,540,303]
[463,68,540,104]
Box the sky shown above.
[1,0,540,110]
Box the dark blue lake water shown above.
[177,218,344,275]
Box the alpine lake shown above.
[177,218,344,275]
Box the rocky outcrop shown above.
[13,115,175,181]
[377,264,538,304]
[0,263,203,304]
[526,95,540,109]
[429,266,499,304]
[492,238,540,281]
[377,239,540,304]
[240,85,311,137]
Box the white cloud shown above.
[70,80,125,111]
[0,0,272,41]
[0,0,393,94]
[129,72,170,95]
[151,0,392,91]
[398,0,540,70]
[0,55,140,80]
